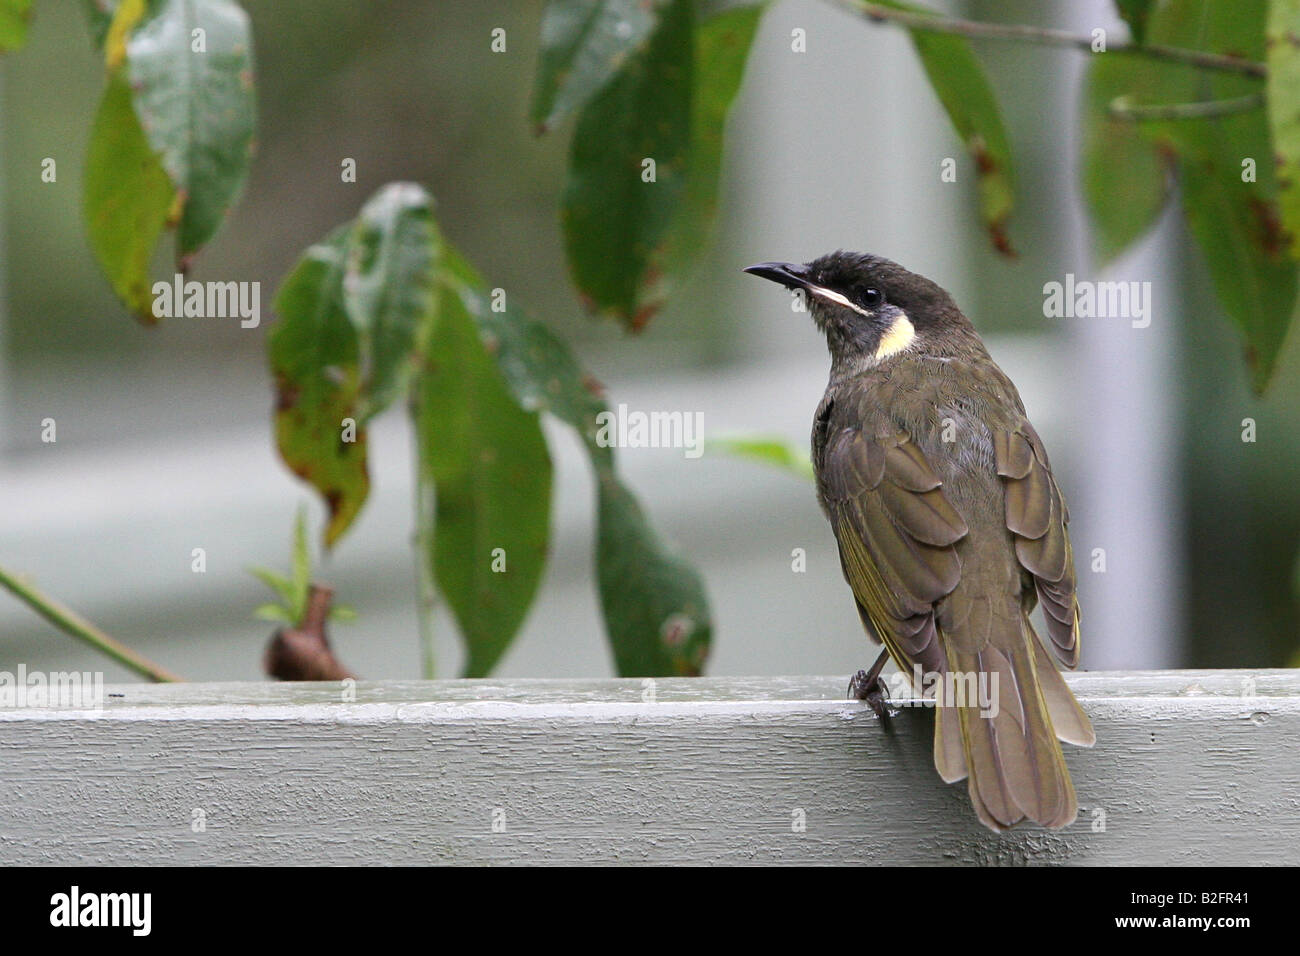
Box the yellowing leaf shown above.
[83,70,176,322]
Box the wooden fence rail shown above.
[0,670,1296,865]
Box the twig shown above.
[410,421,438,679]
[1109,92,1265,121]
[0,564,183,682]
[833,1,1267,79]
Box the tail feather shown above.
[1029,618,1096,747]
[933,697,967,783]
[936,611,1087,830]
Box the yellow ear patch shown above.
[875,313,915,360]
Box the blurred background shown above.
[2,0,1298,682]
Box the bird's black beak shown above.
[743,261,812,290]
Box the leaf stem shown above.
[0,564,183,682]
[832,1,1267,79]
[1108,92,1265,121]
[410,416,438,679]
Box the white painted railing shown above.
[0,670,1295,865]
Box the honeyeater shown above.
[745,251,1095,832]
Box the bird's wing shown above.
[993,421,1095,749]
[824,418,1093,831]
[819,425,968,678]
[993,422,1080,666]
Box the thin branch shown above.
[0,565,183,683]
[832,1,1267,79]
[1109,92,1265,121]
[409,418,438,680]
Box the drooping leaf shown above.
[451,279,609,464]
[595,478,711,676]
[1266,0,1300,258]
[1179,138,1297,391]
[0,0,32,52]
[269,227,371,547]
[1114,0,1156,44]
[876,0,1017,256]
[343,182,439,419]
[710,435,814,481]
[416,279,553,679]
[1084,1,1291,389]
[562,0,693,328]
[84,69,177,323]
[438,246,713,676]
[560,1,760,329]
[1080,56,1172,262]
[1144,0,1293,390]
[126,0,256,260]
[656,4,764,278]
[531,0,673,133]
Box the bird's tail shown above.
[933,611,1094,831]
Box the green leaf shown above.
[877,1,1017,256]
[0,0,32,52]
[560,1,760,329]
[329,604,357,623]
[531,0,673,133]
[84,69,177,323]
[290,505,311,618]
[343,183,440,418]
[1084,1,1293,389]
[247,565,295,605]
[657,4,764,278]
[439,246,713,676]
[710,435,814,481]
[1179,141,1297,391]
[416,279,553,679]
[595,478,711,676]
[1080,56,1172,262]
[1267,0,1300,259]
[269,226,371,547]
[562,0,693,328]
[1144,0,1293,390]
[1114,0,1155,44]
[254,603,293,623]
[126,0,255,260]
[440,251,611,462]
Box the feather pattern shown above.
[815,353,1093,832]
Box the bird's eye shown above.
[860,287,885,309]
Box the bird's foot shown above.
[848,669,892,719]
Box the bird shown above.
[744,251,1094,832]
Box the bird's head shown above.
[744,251,968,366]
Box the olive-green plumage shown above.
[745,251,1094,831]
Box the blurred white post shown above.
[1062,2,1182,667]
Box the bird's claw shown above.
[848,669,891,719]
